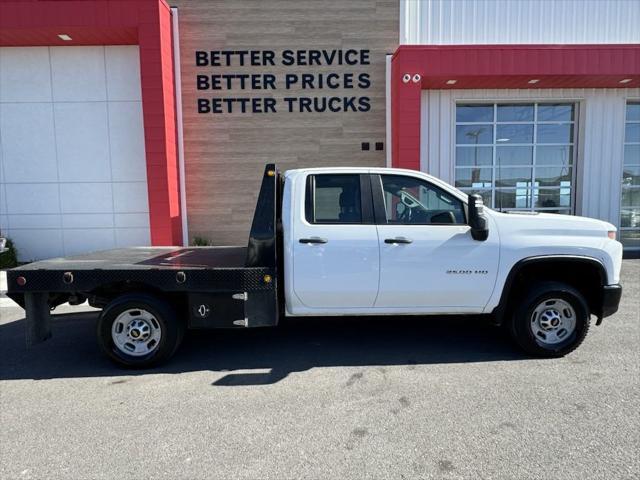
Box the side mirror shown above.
[468,194,489,241]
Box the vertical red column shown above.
[391,54,422,170]
[138,0,182,245]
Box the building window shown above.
[620,101,640,251]
[455,103,576,214]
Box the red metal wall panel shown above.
[0,0,182,246]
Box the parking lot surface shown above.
[1,261,639,479]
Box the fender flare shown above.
[490,254,607,324]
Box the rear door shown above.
[291,173,379,309]
[372,173,499,312]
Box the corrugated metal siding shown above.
[401,0,640,45]
[420,88,640,226]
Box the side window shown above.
[305,174,362,224]
[380,175,465,225]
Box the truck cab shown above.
[284,168,500,315]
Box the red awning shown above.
[392,44,640,89]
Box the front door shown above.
[291,173,379,309]
[373,174,499,312]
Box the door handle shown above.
[384,237,413,244]
[299,237,328,244]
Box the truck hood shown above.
[489,210,615,238]
[486,209,622,285]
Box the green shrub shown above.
[191,236,212,246]
[0,237,18,269]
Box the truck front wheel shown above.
[510,282,590,357]
[97,293,184,368]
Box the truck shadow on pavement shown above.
[0,311,528,383]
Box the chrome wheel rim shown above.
[530,298,576,345]
[111,309,162,357]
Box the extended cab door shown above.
[372,173,499,312]
[289,173,379,310]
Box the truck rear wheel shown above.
[97,293,184,368]
[510,281,590,357]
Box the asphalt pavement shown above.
[1,262,638,479]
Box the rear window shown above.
[305,174,362,224]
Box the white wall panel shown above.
[4,184,60,214]
[114,213,151,228]
[115,228,150,247]
[580,91,629,228]
[112,183,150,213]
[62,228,114,256]
[54,102,111,182]
[0,183,6,214]
[0,149,4,185]
[108,101,147,182]
[9,214,61,229]
[105,46,142,102]
[0,47,52,102]
[0,46,150,260]
[421,89,455,184]
[50,46,107,102]
[420,88,640,228]
[8,229,64,261]
[62,214,115,229]
[59,183,113,214]
[401,0,640,45]
[0,103,57,182]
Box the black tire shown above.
[97,293,185,368]
[509,281,590,357]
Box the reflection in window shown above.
[455,103,575,214]
[537,124,574,144]
[537,104,574,122]
[496,167,533,188]
[455,146,493,166]
[497,104,534,122]
[496,146,533,166]
[456,104,493,123]
[456,125,493,145]
[536,146,573,166]
[496,124,534,143]
[454,167,492,188]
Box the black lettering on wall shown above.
[358,73,371,89]
[195,51,208,66]
[358,97,371,112]
[195,48,374,115]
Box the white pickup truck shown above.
[7,164,623,368]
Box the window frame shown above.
[304,173,374,225]
[370,174,468,226]
[620,99,640,251]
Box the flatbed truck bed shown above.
[13,245,249,271]
[7,165,280,350]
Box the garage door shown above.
[0,45,150,261]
